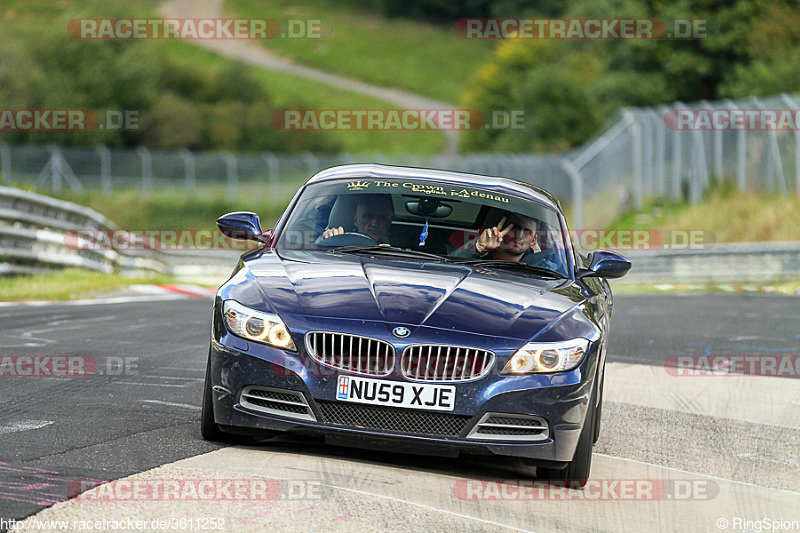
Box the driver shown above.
[320,194,393,243]
[452,212,560,271]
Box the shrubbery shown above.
[0,4,340,152]
[455,0,800,152]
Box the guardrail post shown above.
[222,151,237,200]
[690,133,702,204]
[692,114,709,203]
[723,99,747,191]
[301,152,318,177]
[560,159,584,230]
[670,103,683,200]
[654,108,666,196]
[180,149,196,195]
[96,146,111,196]
[0,143,10,185]
[137,146,153,193]
[39,144,62,193]
[263,152,279,196]
[44,144,83,194]
[702,101,724,179]
[781,94,800,192]
[674,102,706,204]
[641,111,654,197]
[752,97,787,194]
[623,109,644,209]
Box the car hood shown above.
[243,250,586,340]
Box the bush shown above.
[460,0,800,152]
[0,4,342,153]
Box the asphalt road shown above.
[0,300,221,522]
[1,293,799,531]
[609,293,800,367]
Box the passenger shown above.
[452,213,560,270]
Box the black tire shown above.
[537,385,596,487]
[200,350,226,441]
[593,372,604,444]
[201,350,275,444]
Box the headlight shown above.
[501,339,589,374]
[222,300,296,351]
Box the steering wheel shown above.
[315,231,377,247]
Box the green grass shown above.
[0,268,175,301]
[55,186,296,230]
[162,42,446,155]
[609,188,800,242]
[0,0,445,155]
[225,0,491,103]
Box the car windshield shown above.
[276,177,571,278]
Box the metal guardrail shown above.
[620,242,800,283]
[169,242,800,286]
[3,185,798,285]
[160,248,239,285]
[0,186,167,276]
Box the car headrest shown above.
[483,207,511,228]
[326,195,360,231]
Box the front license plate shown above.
[336,375,455,411]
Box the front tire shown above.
[593,372,604,444]
[537,384,596,487]
[201,350,274,444]
[200,350,226,441]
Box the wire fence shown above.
[1,92,798,229]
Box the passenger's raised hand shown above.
[476,216,513,252]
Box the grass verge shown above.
[163,42,446,154]
[0,269,175,301]
[226,0,491,104]
[55,186,297,230]
[609,188,800,242]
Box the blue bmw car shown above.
[202,164,630,484]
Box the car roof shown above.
[304,164,563,212]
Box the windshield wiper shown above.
[450,259,567,278]
[332,245,446,261]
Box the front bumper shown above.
[208,328,597,465]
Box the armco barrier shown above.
[619,241,800,283]
[0,186,166,276]
[2,185,798,284]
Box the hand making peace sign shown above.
[475,216,513,253]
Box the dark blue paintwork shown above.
[217,211,273,243]
[205,165,624,466]
[582,250,632,279]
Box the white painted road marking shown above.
[19,446,798,532]
[0,284,217,309]
[141,400,200,410]
[114,382,190,388]
[0,420,54,434]
[0,294,185,308]
[10,356,800,530]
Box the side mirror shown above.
[217,211,271,244]
[577,250,631,279]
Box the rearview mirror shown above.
[405,198,453,218]
[577,250,631,279]
[217,211,270,243]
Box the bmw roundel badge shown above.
[392,327,410,338]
